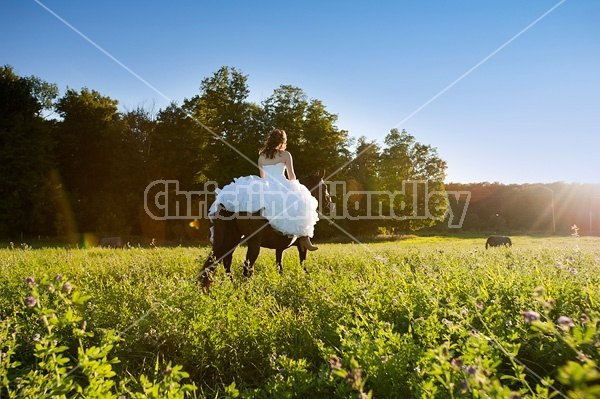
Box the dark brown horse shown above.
[200,171,333,288]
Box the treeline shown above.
[3,65,597,243]
[438,182,600,235]
[0,65,447,244]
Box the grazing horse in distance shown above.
[486,235,512,249]
[200,170,333,289]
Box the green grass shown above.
[1,236,599,398]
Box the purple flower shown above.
[33,333,41,341]
[460,379,469,392]
[557,316,575,331]
[522,310,541,323]
[24,296,37,308]
[466,365,477,375]
[54,274,63,282]
[25,277,35,287]
[329,355,342,370]
[62,282,73,294]
[451,357,463,369]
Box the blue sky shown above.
[2,0,599,184]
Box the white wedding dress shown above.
[208,163,319,239]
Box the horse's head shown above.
[300,170,334,214]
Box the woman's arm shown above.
[258,156,266,178]
[284,151,297,180]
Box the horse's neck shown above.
[299,175,319,192]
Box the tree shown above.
[379,128,447,232]
[344,136,382,236]
[0,65,58,238]
[54,88,124,235]
[152,102,206,185]
[190,66,261,185]
[261,85,352,178]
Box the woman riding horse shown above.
[208,129,320,252]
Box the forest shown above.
[1,64,599,244]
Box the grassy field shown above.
[1,235,599,398]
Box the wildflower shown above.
[475,301,484,310]
[24,296,37,308]
[381,356,388,363]
[460,379,469,393]
[54,274,63,282]
[566,255,573,263]
[466,365,477,375]
[45,283,55,294]
[580,313,589,323]
[505,320,513,327]
[522,310,541,323]
[328,355,342,370]
[470,328,479,336]
[451,358,463,369]
[33,334,41,341]
[569,268,578,275]
[25,277,35,287]
[533,286,545,298]
[557,316,575,331]
[392,298,398,306]
[346,368,362,390]
[62,282,73,295]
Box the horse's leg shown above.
[212,208,242,281]
[275,249,284,273]
[298,246,308,272]
[221,228,241,279]
[244,235,262,278]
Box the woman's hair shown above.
[259,129,287,159]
